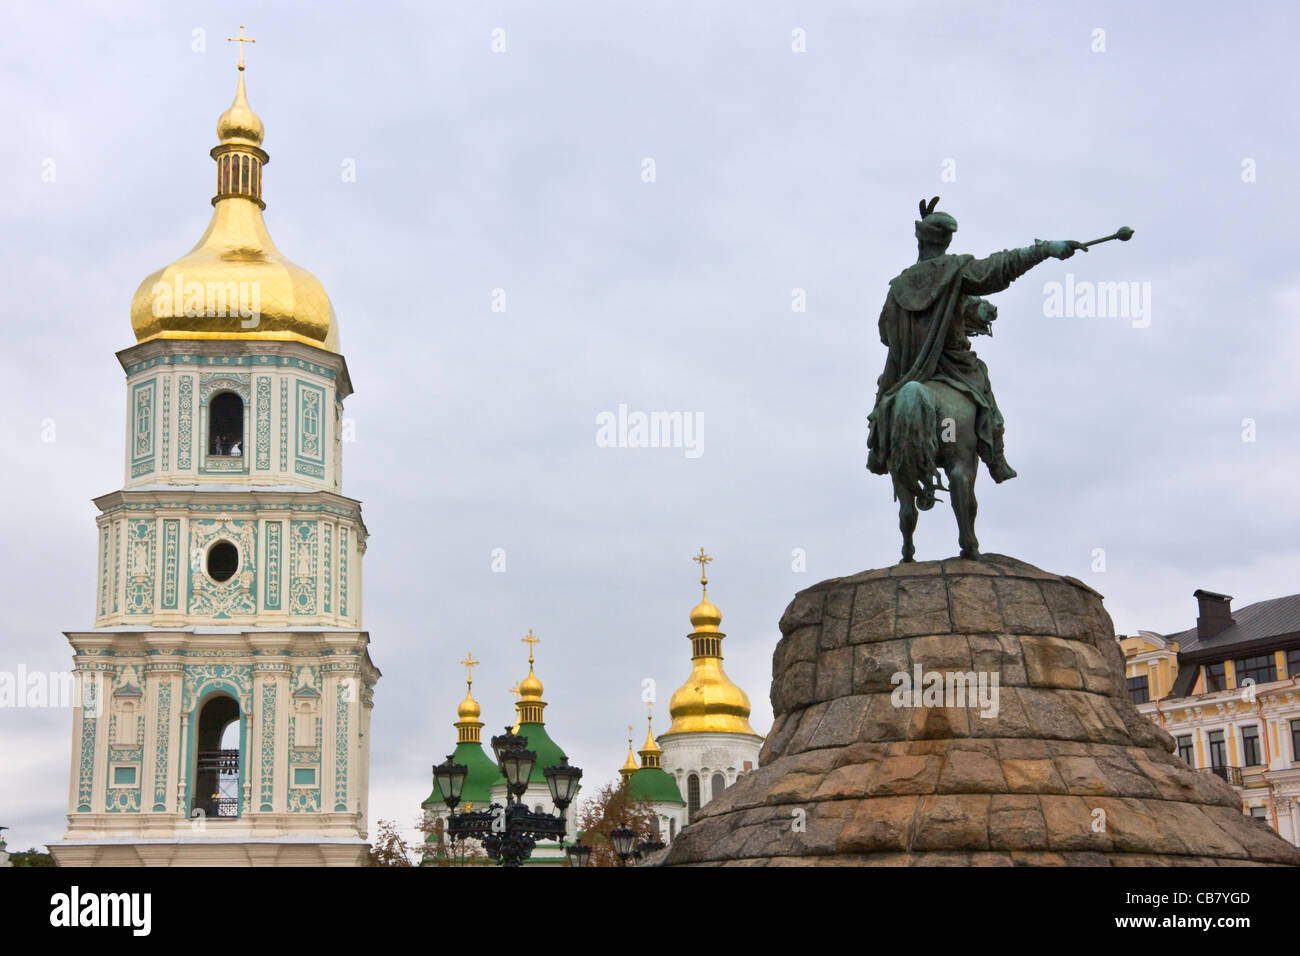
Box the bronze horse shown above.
[888,379,981,561]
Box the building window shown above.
[1291,719,1300,763]
[1207,729,1227,769]
[1176,735,1194,767]
[209,391,244,456]
[1287,649,1300,679]
[1241,725,1262,767]
[292,767,317,787]
[1234,654,1277,688]
[687,774,700,822]
[711,772,727,802]
[1126,675,1150,704]
[192,694,241,819]
[1204,662,1226,692]
[110,765,138,787]
[1249,806,1269,822]
[206,540,239,583]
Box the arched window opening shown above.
[669,817,677,841]
[711,772,727,802]
[687,773,701,822]
[209,392,243,457]
[193,695,241,819]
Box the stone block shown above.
[994,577,1057,634]
[989,794,1047,850]
[908,634,972,672]
[814,645,853,702]
[936,748,1007,793]
[773,625,819,677]
[836,796,919,853]
[806,694,871,749]
[779,589,825,635]
[848,581,896,644]
[895,577,952,637]
[852,639,911,694]
[866,754,943,796]
[1019,634,1084,690]
[947,574,1003,633]
[1002,758,1067,794]
[913,794,991,850]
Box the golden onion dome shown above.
[216,71,264,146]
[689,596,723,632]
[456,688,482,722]
[519,667,544,700]
[129,66,338,353]
[664,552,760,738]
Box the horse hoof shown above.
[900,555,915,564]
[959,549,980,561]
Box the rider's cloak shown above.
[866,246,1049,474]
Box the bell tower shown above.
[50,38,379,866]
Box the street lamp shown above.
[565,838,592,868]
[440,726,583,867]
[433,756,468,812]
[544,756,582,812]
[610,822,638,865]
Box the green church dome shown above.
[424,740,504,809]
[516,720,568,785]
[627,766,685,805]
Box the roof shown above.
[1165,593,1300,658]
[516,721,568,784]
[425,741,503,808]
[627,767,685,806]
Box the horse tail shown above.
[889,381,940,510]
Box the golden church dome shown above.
[514,629,548,726]
[457,689,482,722]
[664,551,759,738]
[216,71,264,146]
[129,65,339,352]
[519,668,544,700]
[689,596,722,632]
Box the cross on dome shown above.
[227,24,257,71]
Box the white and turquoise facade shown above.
[50,64,379,866]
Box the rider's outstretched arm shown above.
[961,240,1079,296]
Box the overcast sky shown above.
[3,0,1298,853]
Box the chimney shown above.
[1193,589,1233,641]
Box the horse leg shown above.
[948,459,980,559]
[896,478,918,563]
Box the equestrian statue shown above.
[866,197,1132,562]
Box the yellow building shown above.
[1121,589,1300,844]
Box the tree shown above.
[366,818,415,866]
[9,847,55,867]
[414,807,488,867]
[574,781,659,866]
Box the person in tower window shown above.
[229,437,241,456]
[212,433,225,456]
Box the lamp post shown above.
[565,838,592,868]
[434,727,583,867]
[610,821,638,866]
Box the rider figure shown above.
[866,198,1081,483]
